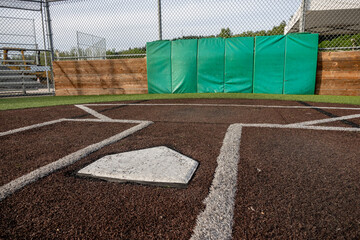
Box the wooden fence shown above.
[316,51,360,96]
[53,58,147,96]
[54,51,359,96]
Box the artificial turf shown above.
[0,93,359,110]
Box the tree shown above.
[217,28,232,38]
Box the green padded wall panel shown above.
[146,41,172,93]
[253,35,285,94]
[171,39,198,93]
[197,38,225,93]
[224,37,254,93]
[284,33,319,95]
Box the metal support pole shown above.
[158,0,162,40]
[33,19,39,65]
[22,71,26,95]
[299,0,307,32]
[45,0,54,60]
[44,0,55,94]
[77,31,80,60]
[41,2,50,92]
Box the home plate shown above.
[77,146,199,188]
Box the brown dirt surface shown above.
[0,122,228,239]
[145,98,304,106]
[233,127,360,239]
[0,105,93,132]
[1,98,360,239]
[90,104,330,124]
[0,121,134,185]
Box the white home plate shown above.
[77,146,199,187]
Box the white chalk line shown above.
[83,103,360,111]
[0,118,66,137]
[286,113,360,127]
[75,104,112,120]
[63,118,147,124]
[0,105,153,201]
[191,122,359,239]
[238,123,360,132]
[0,118,146,137]
[0,121,153,201]
[191,124,242,240]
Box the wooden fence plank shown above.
[318,51,360,62]
[316,71,360,80]
[317,60,360,71]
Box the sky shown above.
[1,0,302,52]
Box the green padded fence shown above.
[284,33,319,95]
[253,35,286,94]
[171,39,198,93]
[197,38,225,93]
[224,37,254,93]
[146,34,318,95]
[146,41,172,94]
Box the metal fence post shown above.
[45,0,54,60]
[44,0,55,94]
[40,2,50,92]
[21,71,26,94]
[158,0,162,40]
[299,0,307,32]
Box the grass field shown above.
[1,93,359,110]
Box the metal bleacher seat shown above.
[0,60,43,95]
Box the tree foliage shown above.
[217,27,232,38]
[54,20,359,59]
[318,34,360,49]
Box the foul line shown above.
[286,113,360,127]
[0,105,154,201]
[75,104,112,120]
[0,121,153,201]
[0,119,66,137]
[191,124,242,240]
[63,118,147,124]
[0,118,147,137]
[191,120,359,239]
[83,103,360,111]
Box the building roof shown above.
[285,0,360,35]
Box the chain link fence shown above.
[75,31,106,60]
[0,0,359,96]
[0,0,54,97]
[49,0,360,61]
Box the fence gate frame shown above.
[0,0,55,97]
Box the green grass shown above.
[0,93,359,111]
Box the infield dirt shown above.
[1,98,359,239]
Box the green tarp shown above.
[284,33,319,95]
[197,38,225,93]
[253,35,286,94]
[171,39,198,93]
[224,37,254,93]
[146,41,172,94]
